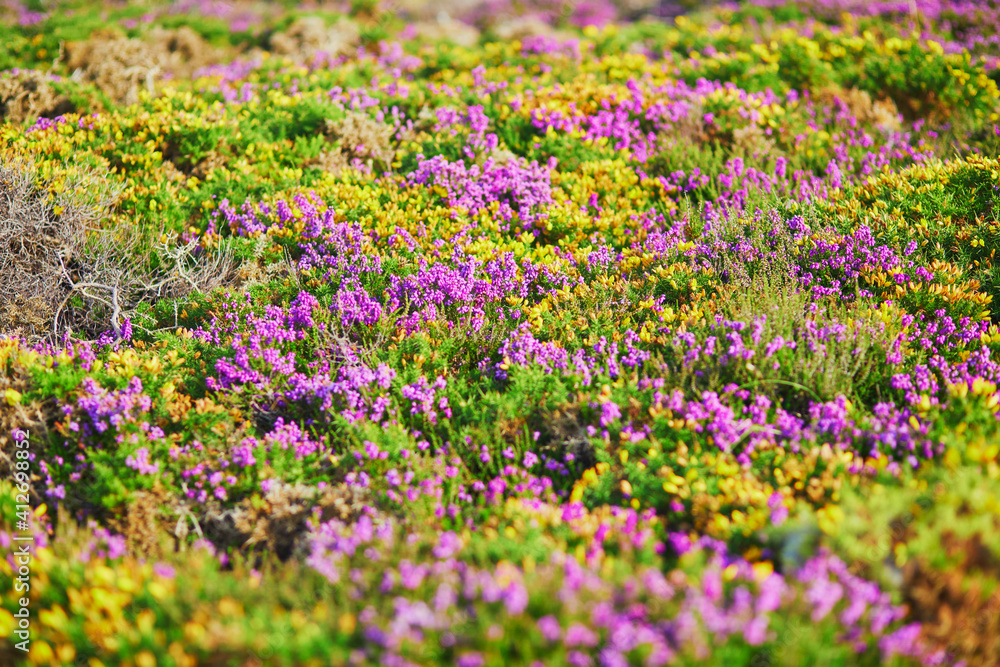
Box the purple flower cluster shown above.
[301,512,946,666]
[408,155,555,231]
[387,252,542,334]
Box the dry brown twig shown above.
[0,152,238,342]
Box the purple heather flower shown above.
[503,580,529,615]
[743,615,769,645]
[757,574,785,613]
[432,531,462,559]
[153,562,176,579]
[565,623,599,647]
[457,653,484,667]
[125,447,159,476]
[537,615,561,642]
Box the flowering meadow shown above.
[2,0,1000,665]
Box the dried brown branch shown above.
[0,153,239,342]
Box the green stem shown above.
[736,378,823,403]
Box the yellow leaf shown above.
[943,448,961,469]
[4,389,22,406]
[752,561,774,582]
[29,641,54,663]
[338,612,356,634]
[0,609,14,635]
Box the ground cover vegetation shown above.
[1,0,1000,664]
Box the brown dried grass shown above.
[0,70,73,124]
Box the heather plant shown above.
[818,463,1000,666]
[820,155,1000,321]
[657,291,898,410]
[638,202,903,407]
[3,0,1000,665]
